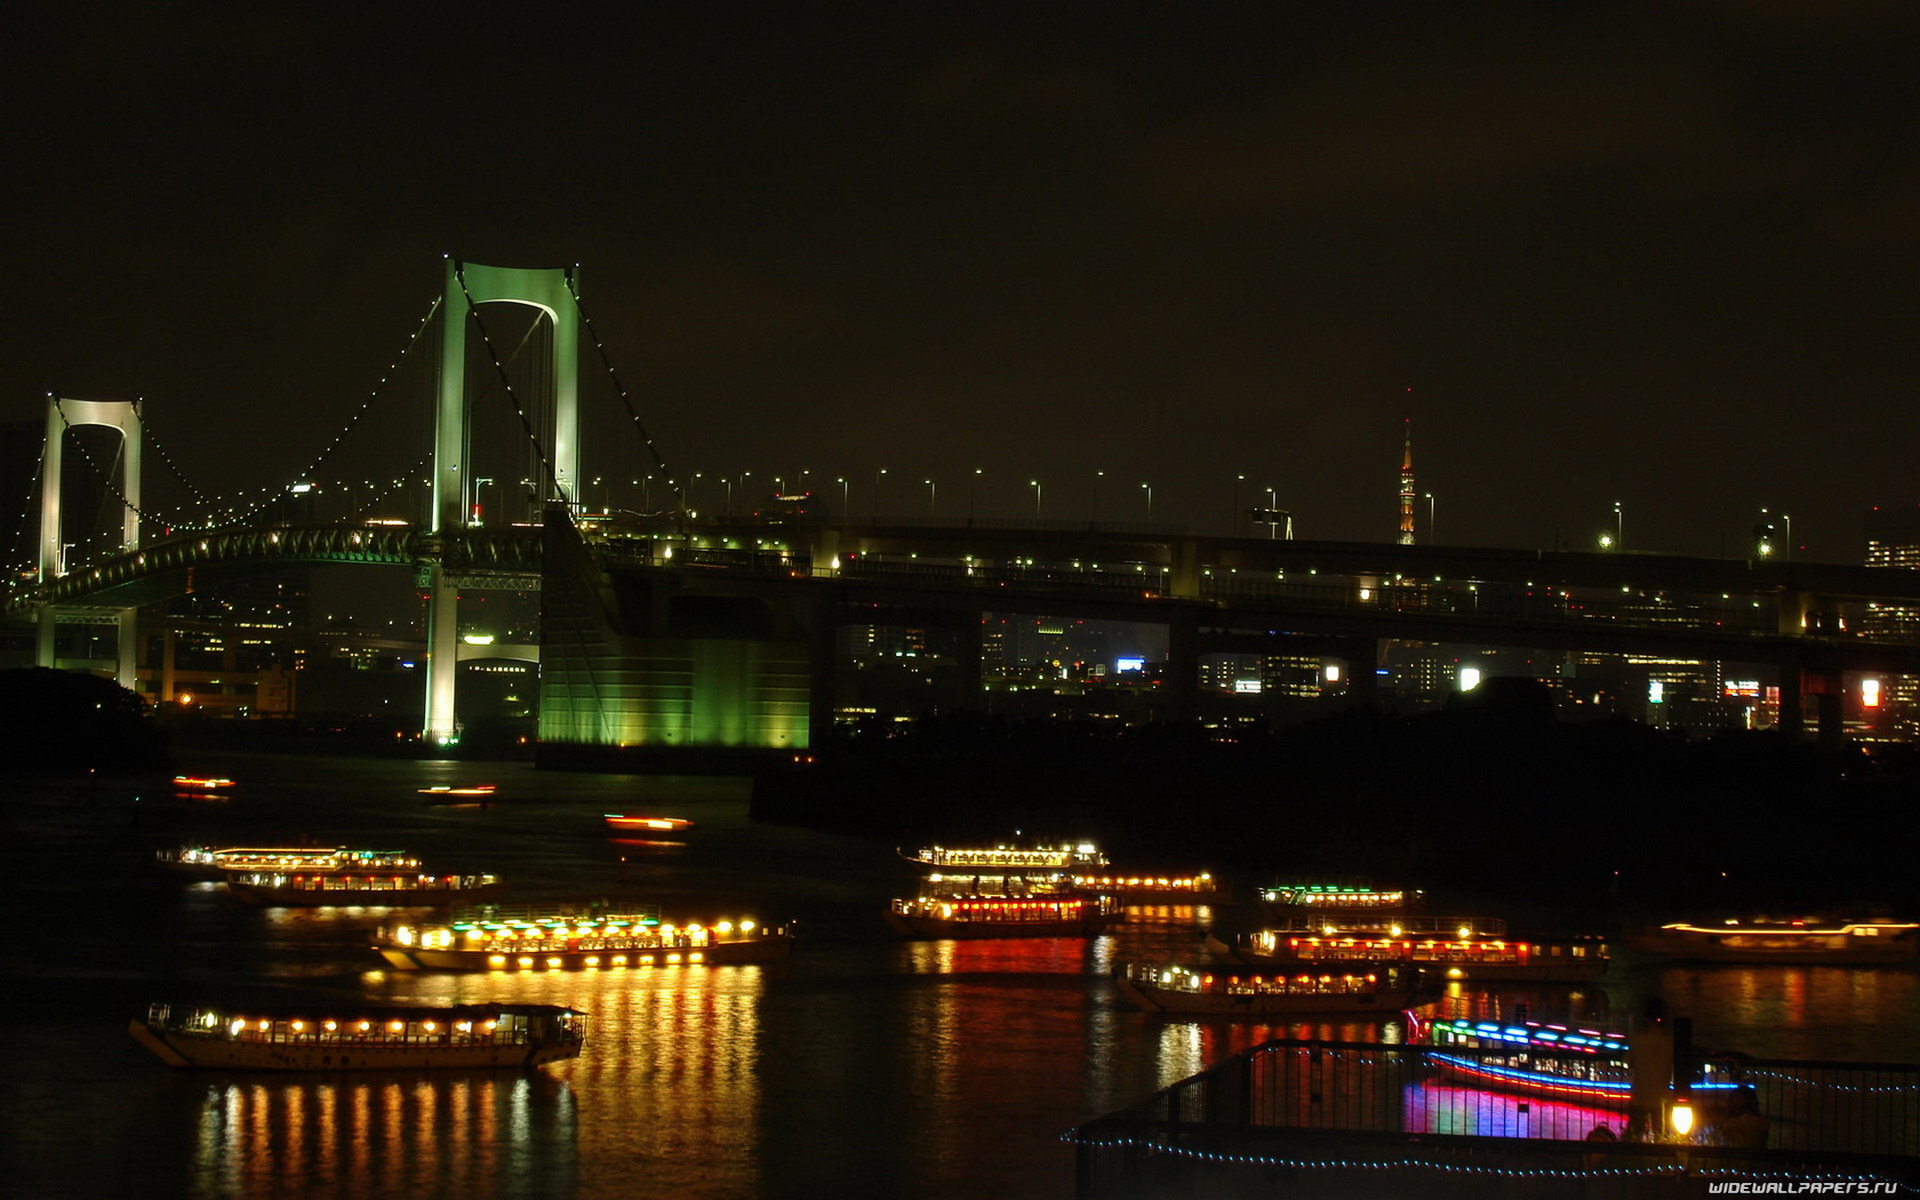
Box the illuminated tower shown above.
[1398,419,1416,545]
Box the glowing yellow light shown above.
[387,1020,404,1033]
[488,954,506,967]
[612,955,628,966]
[1670,1098,1695,1138]
[517,956,533,968]
[584,956,600,967]
[546,957,562,968]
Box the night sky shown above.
[6,4,1917,562]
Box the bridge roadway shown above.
[18,518,1920,737]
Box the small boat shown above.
[374,905,795,969]
[1114,961,1430,1016]
[1208,928,1608,983]
[1414,1015,1753,1110]
[156,846,422,881]
[171,776,236,793]
[417,785,497,798]
[225,870,504,907]
[1624,919,1920,964]
[130,1001,585,1071]
[884,893,1120,939]
[1069,870,1228,904]
[603,814,694,832]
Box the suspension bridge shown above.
[12,259,1920,760]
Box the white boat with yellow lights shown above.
[1624,918,1920,964]
[130,1001,585,1071]
[890,839,1120,937]
[1260,883,1422,912]
[226,869,503,907]
[1069,870,1227,903]
[157,846,422,881]
[374,906,795,969]
[1114,961,1430,1017]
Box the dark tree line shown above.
[0,667,168,773]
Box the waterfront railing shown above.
[1069,1039,1920,1198]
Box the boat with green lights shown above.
[158,845,422,881]
[373,905,795,969]
[130,1000,585,1071]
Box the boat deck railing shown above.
[1068,1038,1920,1197]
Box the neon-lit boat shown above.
[156,846,422,881]
[1114,961,1430,1016]
[1413,1015,1753,1110]
[418,784,497,798]
[225,870,504,907]
[129,1001,585,1071]
[603,814,694,832]
[1624,918,1920,964]
[374,905,795,969]
[884,893,1120,938]
[1209,928,1608,983]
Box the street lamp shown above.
[1094,470,1105,523]
[1141,482,1152,522]
[1426,492,1436,544]
[1234,474,1245,537]
[1614,501,1623,550]
[1030,479,1042,520]
[969,469,981,524]
[837,476,849,520]
[925,478,936,516]
[872,468,887,521]
[1267,487,1279,539]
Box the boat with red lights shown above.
[603,814,694,833]
[1413,1014,1753,1110]
[171,776,236,794]
[1208,926,1608,983]
[225,869,503,907]
[884,893,1120,938]
[373,904,795,969]
[1624,918,1920,964]
[1113,961,1430,1016]
[418,785,497,801]
[157,846,422,881]
[130,1001,585,1071]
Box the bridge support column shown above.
[1163,612,1200,720]
[954,613,983,708]
[117,609,139,692]
[1776,660,1803,736]
[161,629,177,703]
[1338,638,1379,706]
[35,608,56,668]
[423,564,461,744]
[1170,539,1203,598]
[806,598,840,741]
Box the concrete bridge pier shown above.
[1163,611,1200,720]
[1337,637,1380,705]
[423,563,460,744]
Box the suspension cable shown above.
[49,397,186,538]
[565,273,689,531]
[133,397,220,525]
[7,431,47,582]
[455,264,564,502]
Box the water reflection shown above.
[189,1072,577,1198]
[359,964,768,1195]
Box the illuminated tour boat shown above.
[1113,962,1430,1016]
[1208,926,1608,984]
[1624,918,1920,964]
[1414,1015,1753,1111]
[225,869,504,907]
[374,906,795,969]
[417,784,498,799]
[1260,882,1422,912]
[170,775,236,793]
[603,814,695,833]
[130,1001,586,1071]
[1068,869,1227,904]
[888,839,1120,938]
[157,845,422,881]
